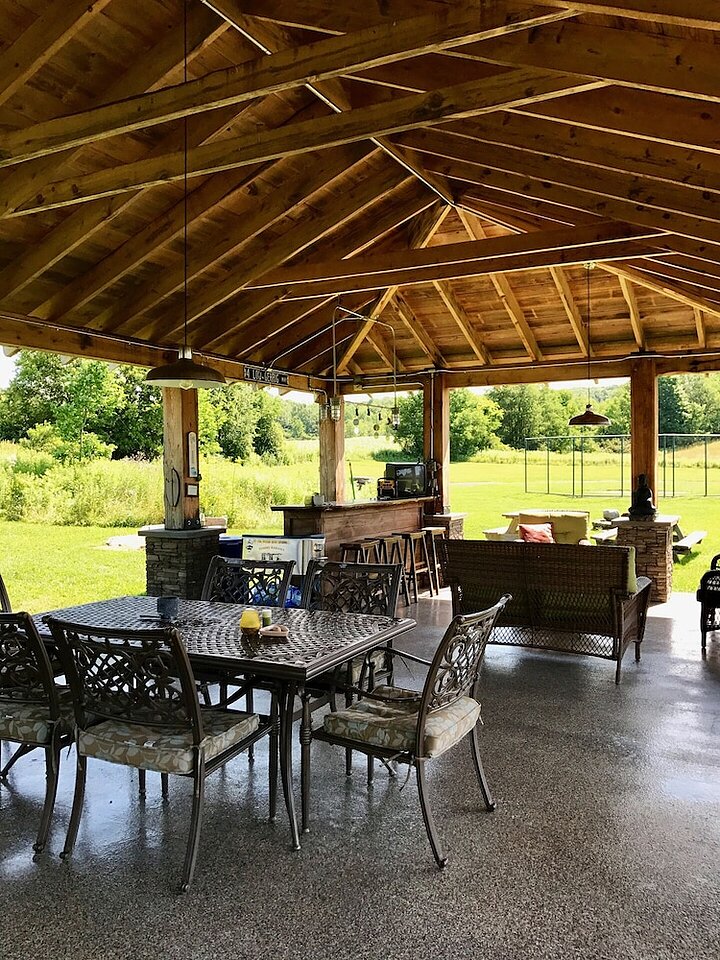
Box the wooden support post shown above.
[630,358,658,501]
[423,375,450,514]
[319,397,345,503]
[162,387,201,530]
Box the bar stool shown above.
[422,526,446,594]
[377,535,411,607]
[393,531,435,603]
[339,539,381,563]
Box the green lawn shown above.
[1,455,715,612]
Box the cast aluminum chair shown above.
[0,612,74,852]
[313,596,510,868]
[301,560,403,779]
[201,557,295,607]
[47,617,275,892]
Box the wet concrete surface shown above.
[1,591,718,960]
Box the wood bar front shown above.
[272,498,434,560]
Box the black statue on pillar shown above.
[628,473,657,520]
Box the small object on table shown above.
[156,596,179,620]
[259,624,289,640]
[239,607,261,638]
[260,607,272,627]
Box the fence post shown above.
[620,435,624,498]
[546,441,550,495]
[572,437,576,497]
[524,439,528,493]
[580,433,585,497]
[661,435,666,497]
[705,435,709,497]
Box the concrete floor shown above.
[1,591,719,960]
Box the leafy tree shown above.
[394,389,501,461]
[658,376,691,437]
[0,352,72,440]
[111,367,163,460]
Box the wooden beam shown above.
[248,221,655,290]
[490,273,542,361]
[0,0,113,109]
[548,267,588,355]
[162,388,201,530]
[14,70,602,216]
[319,397,345,502]
[432,280,489,364]
[600,263,720,322]
[336,202,449,372]
[630,358,658,497]
[618,276,645,350]
[467,19,720,102]
[203,0,578,34]
[393,293,447,367]
[0,2,564,167]
[538,1,720,30]
[694,308,708,349]
[0,310,322,391]
[366,327,407,372]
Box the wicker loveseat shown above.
[441,540,652,683]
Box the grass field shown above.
[2,442,715,610]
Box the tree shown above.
[394,388,501,461]
[0,352,72,440]
[110,366,163,459]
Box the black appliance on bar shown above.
[379,462,427,499]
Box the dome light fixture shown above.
[568,263,609,427]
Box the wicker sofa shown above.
[441,539,652,683]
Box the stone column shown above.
[139,526,226,600]
[615,515,676,603]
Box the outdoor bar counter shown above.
[272,498,435,560]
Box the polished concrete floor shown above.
[1,591,719,960]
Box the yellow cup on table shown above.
[239,607,261,638]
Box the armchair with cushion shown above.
[47,617,276,892]
[313,596,510,868]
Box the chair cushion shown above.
[78,709,259,775]
[322,684,482,758]
[0,690,74,744]
[519,522,554,543]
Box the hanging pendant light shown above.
[568,263,609,427]
[147,0,225,391]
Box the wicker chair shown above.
[0,612,74,852]
[314,597,510,868]
[47,617,275,892]
[697,553,720,654]
[201,557,295,607]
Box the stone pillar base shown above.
[615,515,676,603]
[138,525,226,600]
[427,512,466,540]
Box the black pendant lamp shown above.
[146,0,225,391]
[568,263,609,427]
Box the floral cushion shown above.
[0,691,74,744]
[78,709,259,775]
[322,685,482,758]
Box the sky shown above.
[0,353,14,388]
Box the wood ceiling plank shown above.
[0,0,113,108]
[13,70,602,216]
[431,280,489,364]
[365,326,407,372]
[100,143,376,338]
[208,186,437,355]
[0,1,565,166]
[618,275,645,349]
[465,19,720,102]
[400,131,720,246]
[489,272,541,361]
[393,292,447,367]
[694,308,707,348]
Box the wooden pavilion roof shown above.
[1,0,720,391]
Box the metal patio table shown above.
[35,596,415,850]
